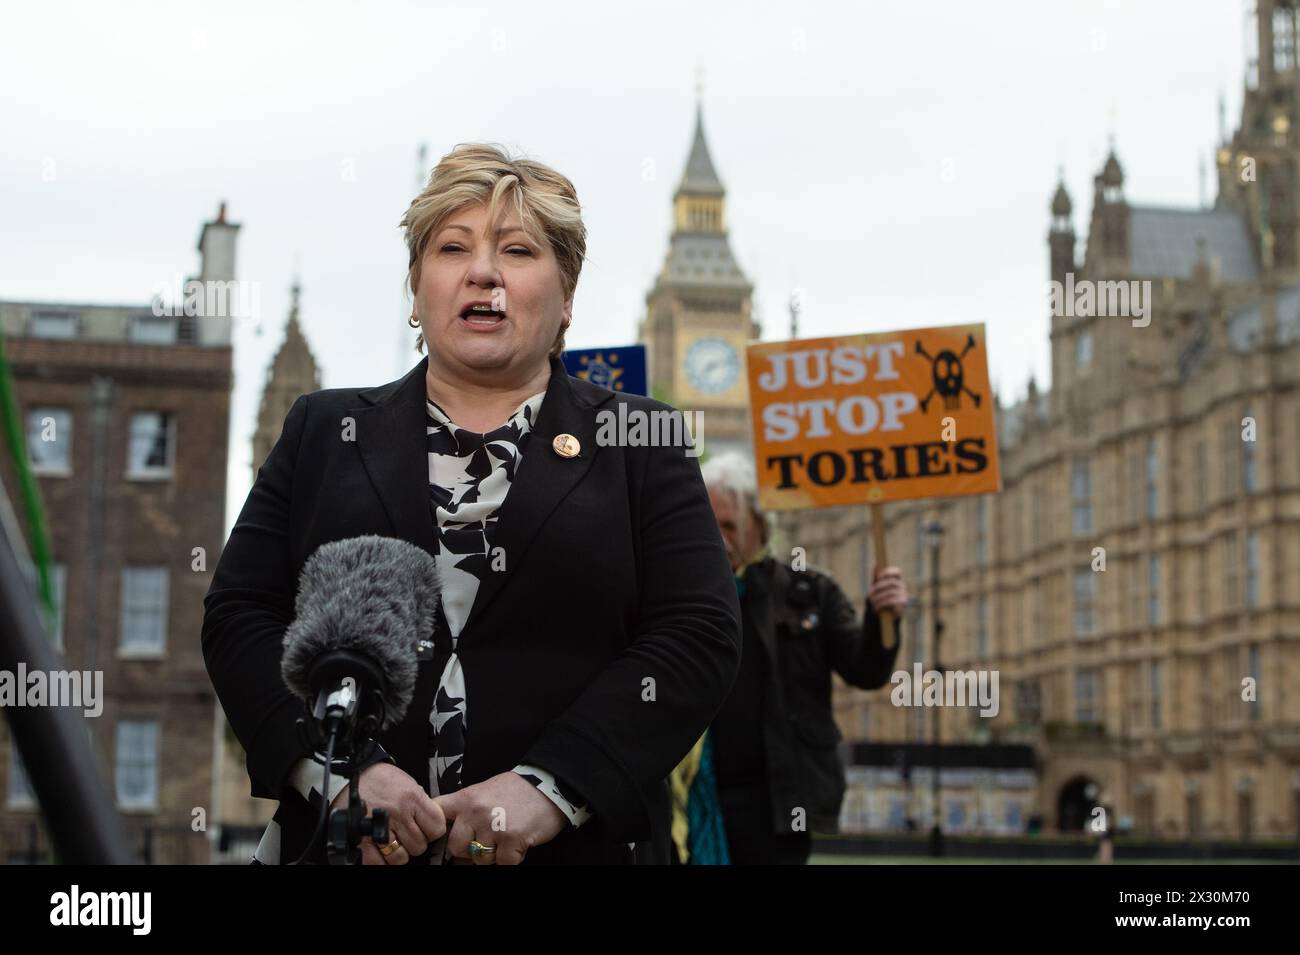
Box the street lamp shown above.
[923,518,946,857]
[902,594,923,832]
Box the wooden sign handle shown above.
[870,502,897,650]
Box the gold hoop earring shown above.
[408,315,420,328]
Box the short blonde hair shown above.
[400,142,587,358]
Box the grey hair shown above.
[700,452,770,545]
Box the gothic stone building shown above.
[785,2,1300,841]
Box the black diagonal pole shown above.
[0,514,136,864]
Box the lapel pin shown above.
[552,433,581,458]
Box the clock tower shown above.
[640,100,757,456]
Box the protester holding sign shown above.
[676,322,998,865]
[670,453,907,865]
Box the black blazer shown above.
[202,355,741,864]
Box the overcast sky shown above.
[0,0,1247,530]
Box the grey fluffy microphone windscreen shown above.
[281,535,439,728]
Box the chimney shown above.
[194,201,242,345]
[198,200,239,284]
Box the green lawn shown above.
[810,855,1288,865]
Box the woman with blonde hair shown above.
[203,143,741,865]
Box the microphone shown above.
[281,535,440,745]
[279,535,439,864]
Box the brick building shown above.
[0,206,239,863]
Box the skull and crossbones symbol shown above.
[916,334,982,413]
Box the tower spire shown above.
[678,100,724,197]
[252,276,321,481]
[289,274,302,326]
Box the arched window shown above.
[1276,4,1298,71]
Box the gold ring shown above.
[468,840,497,858]
[379,838,403,857]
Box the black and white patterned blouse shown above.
[253,389,589,864]
[423,390,591,831]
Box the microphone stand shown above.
[325,739,389,866]
[295,680,389,865]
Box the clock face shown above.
[684,337,741,395]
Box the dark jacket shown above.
[201,355,741,864]
[737,555,900,835]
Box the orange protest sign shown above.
[745,323,1001,511]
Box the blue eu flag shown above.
[561,345,647,396]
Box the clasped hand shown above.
[330,764,567,865]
